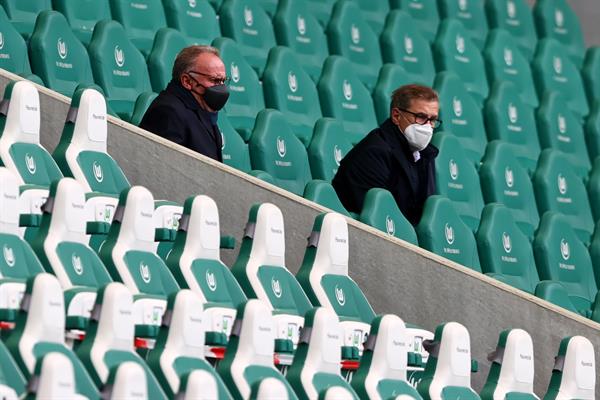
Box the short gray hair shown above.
[172,45,221,81]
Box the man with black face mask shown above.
[139,45,230,161]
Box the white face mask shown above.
[403,123,433,151]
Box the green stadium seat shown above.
[0,7,35,79]
[483,81,541,174]
[533,150,594,244]
[533,212,600,320]
[479,141,540,240]
[353,0,390,35]
[536,91,591,179]
[485,0,537,60]
[257,0,277,17]
[380,10,436,88]
[272,0,329,83]
[543,336,595,400]
[88,20,155,121]
[532,39,589,120]
[4,274,100,399]
[589,224,600,290]
[390,0,440,44]
[326,0,382,91]
[302,180,351,217]
[0,338,25,399]
[109,0,167,57]
[75,282,168,399]
[219,0,276,76]
[209,0,222,12]
[248,109,313,196]
[307,118,352,182]
[581,47,600,109]
[533,0,585,68]
[358,188,419,245]
[587,158,600,223]
[219,112,252,172]
[433,72,487,166]
[262,46,322,146]
[147,28,195,93]
[216,299,300,399]
[213,37,265,141]
[432,19,489,106]
[306,0,336,28]
[483,29,539,108]
[163,0,221,44]
[584,103,600,163]
[417,322,480,400]
[52,0,112,46]
[129,92,157,126]
[437,0,488,50]
[475,203,539,294]
[432,132,485,233]
[372,63,412,125]
[317,56,378,145]
[286,308,360,399]
[416,195,481,272]
[0,0,51,40]
[480,329,538,400]
[28,11,95,97]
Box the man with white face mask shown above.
[332,84,440,225]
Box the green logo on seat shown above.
[57,38,68,59]
[140,262,151,283]
[25,153,36,174]
[3,245,15,267]
[72,253,83,275]
[92,161,104,183]
[560,239,570,260]
[385,215,395,236]
[271,277,282,298]
[334,285,345,306]
[206,270,217,291]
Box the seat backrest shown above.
[416,195,481,272]
[28,11,94,97]
[438,0,488,50]
[248,109,313,195]
[390,0,440,44]
[380,10,435,87]
[306,0,336,28]
[30,352,78,399]
[372,63,412,125]
[219,112,253,173]
[433,72,487,165]
[163,0,220,44]
[585,102,600,164]
[485,0,537,60]
[218,0,276,76]
[587,158,600,223]
[303,180,351,217]
[432,19,489,105]
[108,0,167,56]
[479,141,540,240]
[212,37,265,141]
[147,28,195,93]
[532,149,594,243]
[0,0,51,39]
[480,329,538,400]
[544,336,595,400]
[307,118,352,183]
[0,7,32,76]
[326,0,382,91]
[0,333,26,399]
[353,0,389,35]
[52,0,112,45]
[432,132,484,233]
[582,47,600,111]
[262,46,322,146]
[317,56,377,145]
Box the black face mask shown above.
[186,75,230,111]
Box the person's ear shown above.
[391,108,401,126]
[180,74,192,90]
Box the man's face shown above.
[180,52,227,111]
[391,99,440,134]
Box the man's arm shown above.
[139,103,186,145]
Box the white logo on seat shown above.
[445,223,455,245]
[72,253,83,275]
[342,80,353,101]
[288,71,298,93]
[555,9,564,28]
[456,34,465,54]
[385,215,395,236]
[505,167,514,188]
[351,24,360,44]
[297,15,306,35]
[557,114,567,134]
[560,238,570,260]
[276,136,286,158]
[271,277,282,298]
[334,285,345,306]
[507,1,516,19]
[244,6,253,27]
[140,262,151,283]
[114,45,125,67]
[230,63,240,83]
[404,35,414,55]
[57,38,68,59]
[553,57,562,74]
[3,245,15,267]
[188,0,196,7]
[508,103,518,124]
[502,232,512,253]
[557,174,568,195]
[458,0,468,11]
[504,48,513,66]
[449,159,459,180]
[206,270,217,291]
[0,32,4,50]
[25,153,36,174]
[334,145,343,166]
[93,161,104,183]
[452,96,462,117]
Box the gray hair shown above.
[390,84,439,113]
[172,45,221,81]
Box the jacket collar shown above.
[166,80,203,112]
[380,118,439,160]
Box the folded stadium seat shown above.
[485,0,538,60]
[479,329,539,400]
[216,299,299,399]
[98,186,180,336]
[389,0,440,45]
[326,0,382,91]
[433,72,487,166]
[532,0,585,68]
[52,0,112,46]
[218,0,276,76]
[219,112,252,172]
[248,109,313,196]
[416,195,481,271]
[28,11,95,97]
[479,141,540,240]
[212,37,265,141]
[352,0,389,35]
[0,339,26,399]
[302,180,351,217]
[432,132,485,233]
[75,282,167,399]
[317,56,378,145]
[0,0,51,40]
[358,188,419,245]
[147,29,195,93]
[28,352,85,399]
[262,46,322,147]
[543,336,595,400]
[483,29,539,108]
[483,81,541,174]
[3,274,100,398]
[305,0,336,28]
[163,0,221,45]
[286,308,360,399]
[108,0,166,57]
[417,322,480,400]
[475,203,540,294]
[531,39,589,120]
[129,92,157,126]
[379,10,436,88]
[372,64,412,125]
[272,0,329,83]
[584,104,600,165]
[307,118,352,183]
[432,19,489,107]
[0,7,39,82]
[587,158,600,223]
[437,0,488,50]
